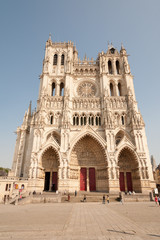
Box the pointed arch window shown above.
[88,114,94,125]
[53,54,58,65]
[96,116,98,126]
[52,82,56,96]
[118,83,122,96]
[115,131,124,145]
[116,60,120,74]
[95,114,101,126]
[88,116,91,125]
[73,117,75,125]
[91,116,94,125]
[76,116,79,125]
[80,114,86,126]
[121,115,125,125]
[60,82,64,96]
[108,60,112,74]
[50,115,53,125]
[81,117,83,125]
[110,83,114,96]
[61,54,65,65]
[73,114,79,126]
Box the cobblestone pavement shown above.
[0,202,159,240]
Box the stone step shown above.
[14,191,151,205]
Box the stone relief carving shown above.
[106,97,127,110]
[97,168,107,180]
[73,98,100,109]
[70,168,78,179]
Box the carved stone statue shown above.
[124,58,130,74]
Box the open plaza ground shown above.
[0,201,159,240]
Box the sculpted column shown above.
[56,82,60,96]
[108,157,120,194]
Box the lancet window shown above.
[121,115,125,125]
[80,114,87,126]
[116,60,120,74]
[72,113,101,126]
[50,115,53,125]
[73,114,79,126]
[89,114,94,125]
[60,82,64,96]
[110,83,114,96]
[53,54,58,65]
[52,82,56,96]
[108,60,112,74]
[61,54,65,65]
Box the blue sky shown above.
[0,0,160,168]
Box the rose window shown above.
[77,82,96,97]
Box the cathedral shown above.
[10,37,155,194]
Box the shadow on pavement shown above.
[107,229,135,235]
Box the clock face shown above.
[77,82,96,97]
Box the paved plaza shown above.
[0,202,159,240]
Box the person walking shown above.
[107,195,109,204]
[102,194,105,204]
[68,193,70,202]
[83,194,86,202]
[155,195,158,206]
[120,194,123,204]
[75,190,77,197]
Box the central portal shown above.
[119,172,133,192]
[80,167,96,191]
[70,135,109,192]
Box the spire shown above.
[120,42,127,55]
[107,41,110,49]
[121,42,125,50]
[28,101,32,117]
[151,155,157,172]
[46,33,52,46]
[107,41,115,50]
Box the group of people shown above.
[102,194,109,204]
[66,189,160,205]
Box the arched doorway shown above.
[118,148,141,193]
[70,135,108,192]
[42,147,59,191]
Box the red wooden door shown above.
[52,172,58,191]
[89,168,96,191]
[126,172,133,192]
[119,172,125,191]
[80,168,87,191]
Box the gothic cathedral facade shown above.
[10,37,155,194]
